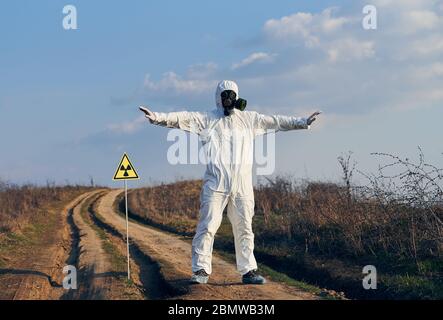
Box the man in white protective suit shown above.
[139,80,320,285]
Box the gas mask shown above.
[221,90,247,116]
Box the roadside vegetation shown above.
[0,181,92,234]
[127,149,443,299]
[0,181,94,268]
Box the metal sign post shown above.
[124,179,130,280]
[113,153,139,280]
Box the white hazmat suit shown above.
[149,80,310,276]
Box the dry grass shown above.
[256,149,443,266]
[0,180,93,234]
[128,177,442,266]
[128,180,201,235]
[127,149,443,299]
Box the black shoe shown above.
[190,269,209,284]
[242,269,266,285]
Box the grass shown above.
[78,193,144,300]
[0,183,92,234]
[0,184,92,268]
[259,264,323,295]
[0,200,64,267]
[381,274,443,300]
[0,232,28,267]
[79,193,128,274]
[115,190,330,299]
[214,247,325,297]
[124,178,443,300]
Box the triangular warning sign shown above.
[113,153,139,180]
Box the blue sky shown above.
[1,0,442,187]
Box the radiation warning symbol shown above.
[113,153,139,180]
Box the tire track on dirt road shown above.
[63,190,114,299]
[62,190,145,300]
[0,192,91,300]
[87,194,174,299]
[96,189,318,300]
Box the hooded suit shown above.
[151,80,309,275]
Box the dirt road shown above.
[0,192,89,300]
[96,189,317,300]
[0,190,143,300]
[64,190,144,299]
[0,189,319,300]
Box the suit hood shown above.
[215,80,239,110]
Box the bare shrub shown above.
[356,147,443,264]
[253,148,443,265]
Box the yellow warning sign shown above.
[113,153,139,180]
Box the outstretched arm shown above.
[139,106,206,134]
[253,111,321,135]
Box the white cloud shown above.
[263,7,374,63]
[264,12,319,47]
[405,10,440,30]
[186,62,218,79]
[388,9,443,35]
[250,1,443,114]
[412,63,443,79]
[231,52,277,70]
[390,87,443,111]
[370,0,442,35]
[263,8,352,48]
[410,35,443,56]
[372,0,437,9]
[133,1,442,116]
[320,7,352,33]
[144,71,215,94]
[107,115,147,134]
[327,39,375,62]
[139,62,220,107]
[321,15,349,33]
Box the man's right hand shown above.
[139,106,156,123]
[307,111,321,125]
